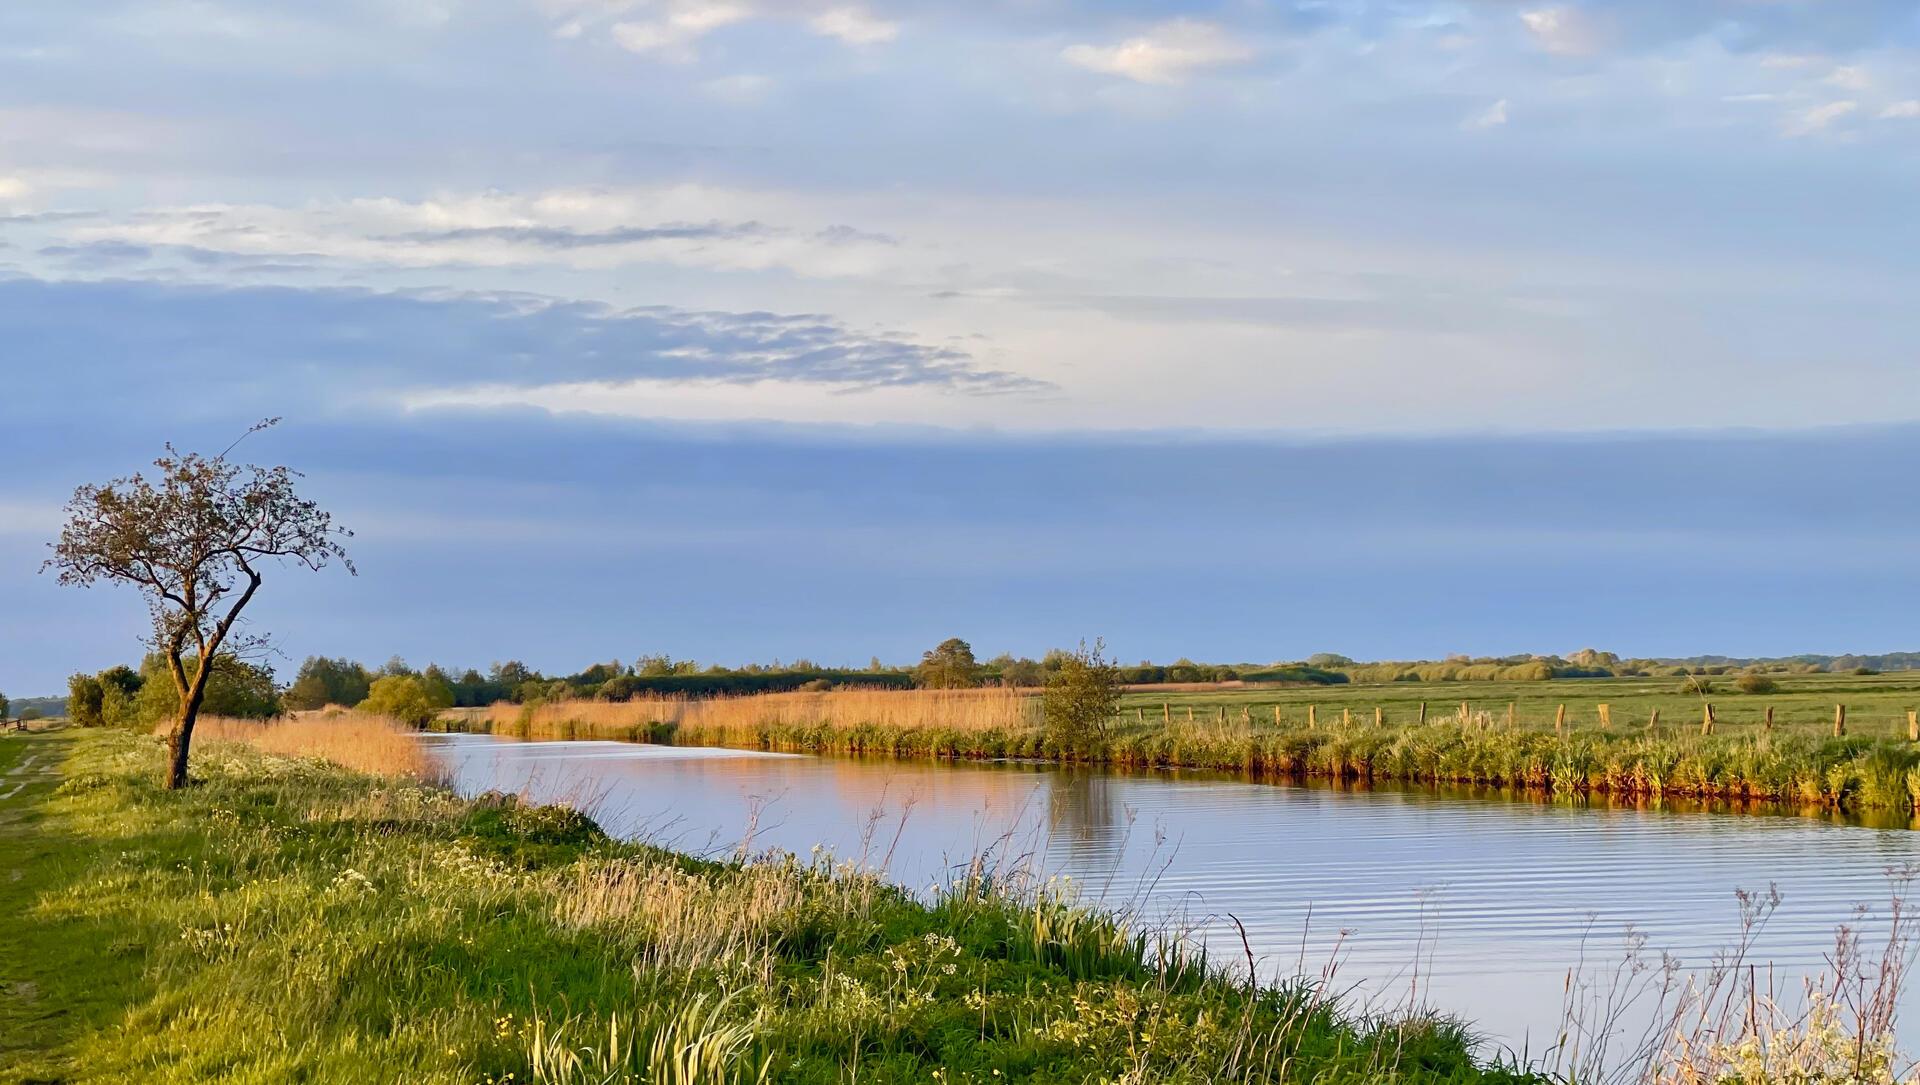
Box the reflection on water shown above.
[424,732,1920,1060]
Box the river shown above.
[423,731,1920,1069]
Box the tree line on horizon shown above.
[37,642,1917,728]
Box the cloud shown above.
[1518,7,1605,57]
[380,222,774,249]
[1464,98,1510,129]
[36,187,911,280]
[0,276,1048,402]
[1824,65,1871,91]
[1061,19,1254,86]
[1879,100,1920,119]
[0,176,30,201]
[609,1,753,59]
[808,6,897,46]
[1781,99,1858,136]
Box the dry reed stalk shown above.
[487,687,1035,745]
[192,712,437,779]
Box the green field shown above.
[0,728,1539,1085]
[1118,671,1920,739]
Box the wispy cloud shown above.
[1062,19,1254,85]
[1880,100,1920,119]
[0,277,1049,400]
[1519,7,1605,57]
[808,6,897,46]
[1781,99,1858,137]
[1464,99,1510,130]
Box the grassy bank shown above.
[460,680,1920,814]
[1,726,1540,1084]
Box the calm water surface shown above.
[424,732,1920,1062]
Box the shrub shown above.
[358,673,454,727]
[1735,673,1778,695]
[1042,639,1122,750]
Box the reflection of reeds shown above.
[192,711,439,779]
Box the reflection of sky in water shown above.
[424,734,1920,1063]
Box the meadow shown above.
[1,722,1544,1085]
[449,672,1920,815]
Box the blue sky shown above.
[4,1,1920,693]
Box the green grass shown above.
[0,728,1540,1084]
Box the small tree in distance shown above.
[916,638,981,689]
[1042,638,1123,751]
[44,420,352,789]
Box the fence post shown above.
[1507,702,1516,729]
[1555,704,1566,738]
[1342,707,1352,727]
[1458,701,1469,724]
[1834,704,1847,738]
[1163,702,1171,724]
[1701,703,1715,736]
[1648,707,1659,730]
[1186,706,1194,723]
[1308,705,1317,728]
[1417,702,1427,725]
[1273,705,1282,726]
[1375,706,1384,728]
[1908,710,1917,742]
[1217,705,1226,723]
[1241,705,1251,725]
[1597,703,1611,730]
[1136,707,1144,723]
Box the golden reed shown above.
[480,687,1035,745]
[192,711,439,779]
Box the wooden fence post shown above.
[1506,703,1516,729]
[1273,705,1282,726]
[1701,703,1715,736]
[1417,702,1427,725]
[1597,703,1611,730]
[1555,704,1566,738]
[1834,704,1847,737]
[1136,707,1144,723]
[1342,707,1352,727]
[1163,702,1171,724]
[1375,706,1384,728]
[1186,706,1194,723]
[1217,705,1226,723]
[1908,710,1917,742]
[1458,701,1469,724]
[1308,705,1317,728]
[1241,705,1251,725]
[1648,707,1660,730]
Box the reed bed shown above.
[459,692,1920,814]
[189,710,439,779]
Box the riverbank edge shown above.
[441,711,1920,816]
[0,727,1544,1084]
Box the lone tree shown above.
[916,637,981,689]
[45,421,352,789]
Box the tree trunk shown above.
[165,662,211,791]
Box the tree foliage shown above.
[359,674,455,727]
[1042,638,1123,749]
[915,638,981,690]
[285,656,374,711]
[43,422,351,788]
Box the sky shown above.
[4,1,1920,694]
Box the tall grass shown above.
[191,710,439,779]
[477,687,1034,748]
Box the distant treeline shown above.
[32,644,1920,725]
